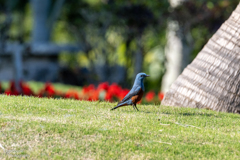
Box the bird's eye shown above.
[141,75,143,77]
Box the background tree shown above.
[161,0,239,92]
[60,0,167,87]
[161,2,240,113]
[31,0,65,43]
[0,0,239,93]
[161,0,192,93]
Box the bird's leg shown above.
[134,104,139,111]
[132,104,136,111]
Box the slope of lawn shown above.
[0,95,240,159]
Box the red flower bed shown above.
[1,81,164,103]
[145,91,155,102]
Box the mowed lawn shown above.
[0,95,240,159]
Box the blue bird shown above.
[111,73,150,111]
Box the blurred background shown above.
[0,0,238,94]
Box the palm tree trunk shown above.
[161,3,240,113]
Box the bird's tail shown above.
[110,106,119,111]
[110,102,127,111]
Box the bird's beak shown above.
[145,75,150,77]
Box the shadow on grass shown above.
[111,106,240,118]
[120,110,152,114]
[118,110,159,114]
[180,112,217,117]
[160,111,240,118]
[140,111,152,114]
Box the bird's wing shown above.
[119,86,141,103]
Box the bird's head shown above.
[136,73,150,81]
[133,73,150,90]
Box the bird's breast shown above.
[131,88,144,104]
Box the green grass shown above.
[0,95,240,159]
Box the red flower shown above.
[37,90,44,98]
[10,81,16,91]
[38,82,55,97]
[145,91,155,102]
[118,89,130,100]
[65,90,79,100]
[82,84,99,101]
[45,83,55,96]
[158,92,164,101]
[88,90,99,101]
[103,83,124,102]
[108,83,122,97]
[83,84,95,93]
[4,90,12,95]
[0,83,3,93]
[4,81,19,96]
[137,99,142,104]
[105,92,113,102]
[20,81,34,96]
[97,82,109,91]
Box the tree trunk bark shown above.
[161,3,240,113]
[31,0,65,43]
[161,0,191,93]
[29,0,65,82]
[134,36,143,77]
[161,20,191,92]
[31,0,51,43]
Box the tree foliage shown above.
[0,0,239,90]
